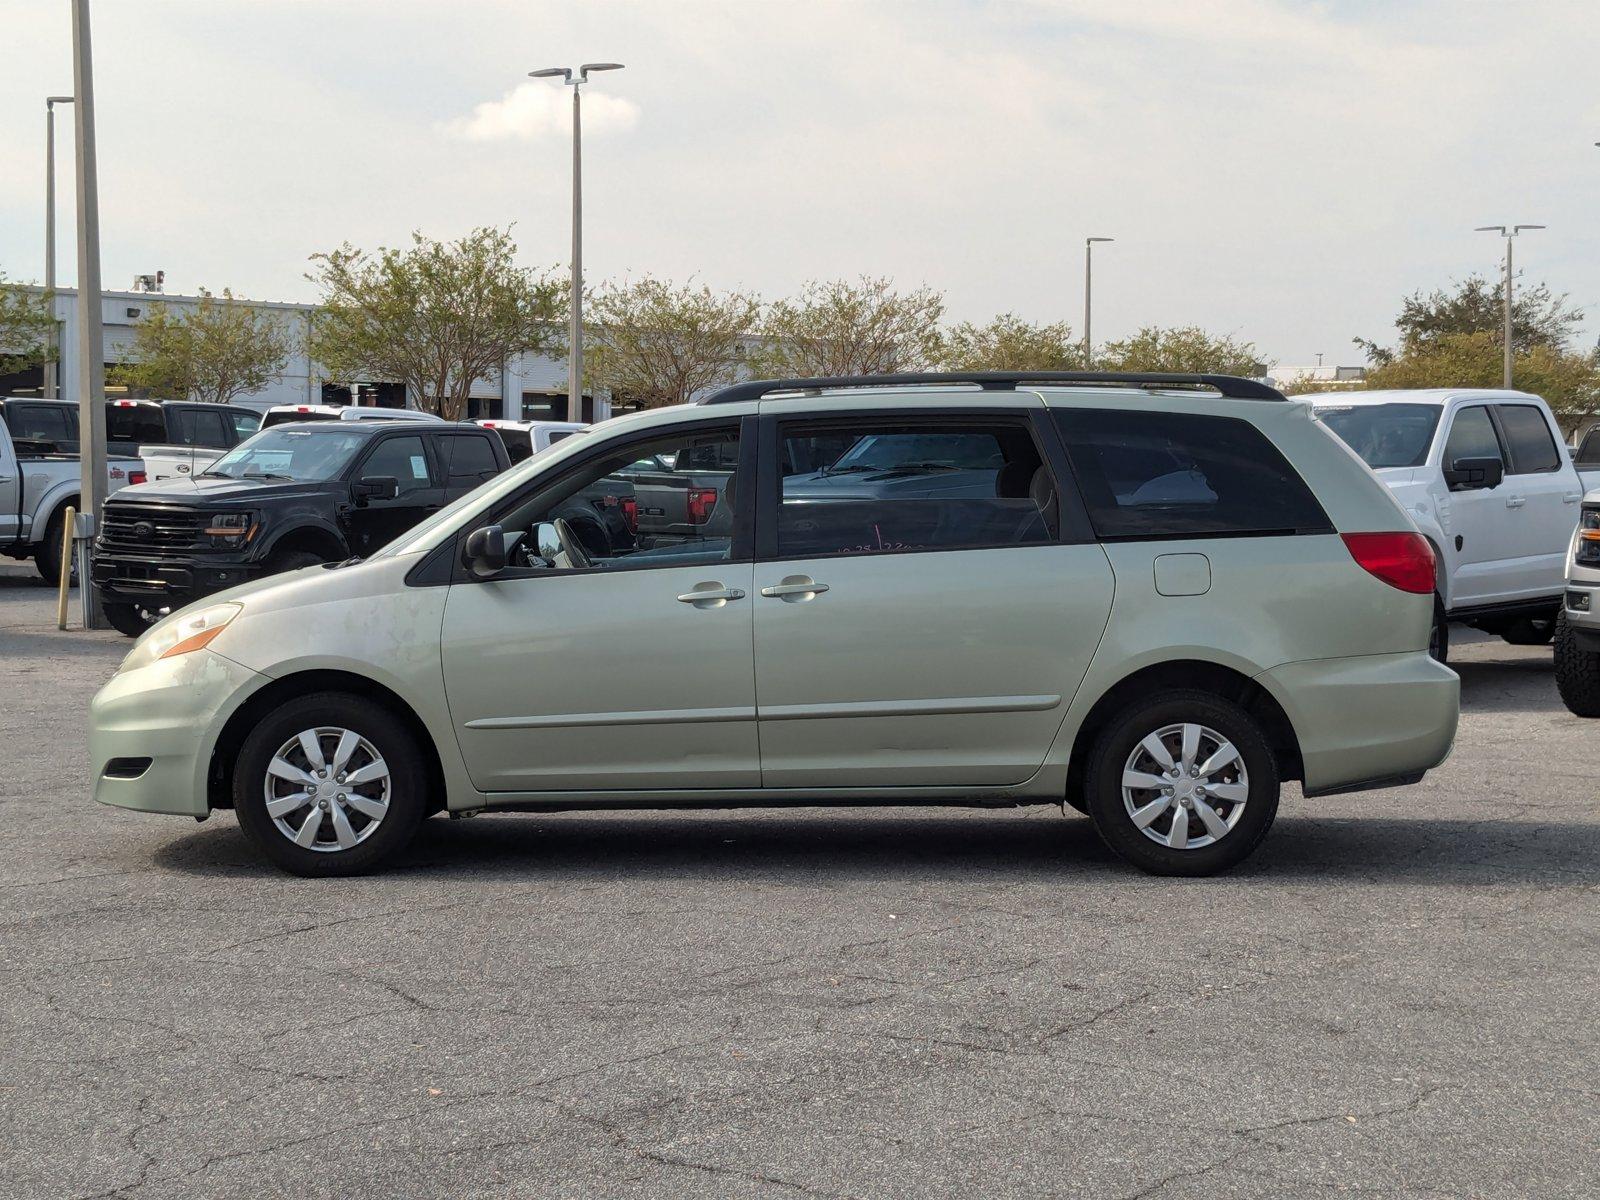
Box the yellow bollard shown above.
[56,504,76,631]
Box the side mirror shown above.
[462,524,507,578]
[353,475,400,502]
[1444,456,1504,492]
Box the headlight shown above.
[120,603,242,673]
[1578,507,1600,566]
[204,512,256,547]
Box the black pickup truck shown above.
[91,419,508,635]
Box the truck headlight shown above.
[121,603,243,673]
[1578,508,1600,566]
[204,512,256,547]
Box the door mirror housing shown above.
[1444,456,1504,492]
[353,475,400,502]
[463,524,507,579]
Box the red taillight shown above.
[618,496,638,533]
[1342,532,1435,595]
[129,471,147,486]
[686,488,718,526]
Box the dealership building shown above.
[2,285,614,422]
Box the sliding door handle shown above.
[760,576,829,602]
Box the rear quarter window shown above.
[1495,405,1562,474]
[1052,409,1331,540]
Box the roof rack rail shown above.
[700,371,1286,405]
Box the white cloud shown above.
[442,80,640,142]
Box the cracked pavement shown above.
[1,566,1596,1199]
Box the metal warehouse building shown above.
[2,285,613,422]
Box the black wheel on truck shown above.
[1553,610,1600,718]
[1501,615,1556,646]
[1429,593,1449,665]
[263,548,326,575]
[102,599,158,638]
[33,505,76,587]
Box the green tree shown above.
[0,272,56,376]
[749,277,944,377]
[113,289,292,403]
[938,313,1082,372]
[586,277,760,408]
[1365,330,1600,434]
[1357,273,1583,366]
[1096,326,1264,376]
[307,227,564,421]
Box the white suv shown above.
[1314,389,1583,660]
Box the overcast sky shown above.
[2,0,1597,368]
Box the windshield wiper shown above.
[240,471,294,481]
[820,463,881,476]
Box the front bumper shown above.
[89,648,269,816]
[1258,651,1459,795]
[1564,579,1600,649]
[92,551,263,610]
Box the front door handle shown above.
[677,582,746,609]
[760,575,830,602]
[1505,496,1526,508]
[1563,492,1582,504]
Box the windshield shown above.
[202,427,370,481]
[828,433,1004,472]
[1314,403,1441,469]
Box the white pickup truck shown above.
[1313,388,1592,661]
[0,407,145,582]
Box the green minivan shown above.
[89,373,1459,877]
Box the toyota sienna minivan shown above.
[89,372,1460,877]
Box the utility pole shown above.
[44,96,74,399]
[529,62,625,424]
[1475,223,1544,389]
[71,0,108,627]
[1083,237,1113,368]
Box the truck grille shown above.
[99,503,208,555]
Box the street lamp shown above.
[1474,224,1544,389]
[44,95,74,399]
[529,62,624,423]
[1083,237,1113,368]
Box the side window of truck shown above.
[359,435,434,496]
[1576,428,1600,470]
[1494,405,1561,474]
[7,404,76,456]
[1442,406,1502,468]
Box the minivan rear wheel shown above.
[1084,690,1280,877]
[233,692,427,876]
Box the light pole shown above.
[1475,223,1544,389]
[529,62,624,423]
[71,0,108,627]
[44,95,74,399]
[1083,237,1113,368]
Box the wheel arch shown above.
[259,521,347,563]
[207,668,446,814]
[1064,659,1304,801]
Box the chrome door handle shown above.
[1505,496,1526,508]
[677,582,745,608]
[760,575,829,601]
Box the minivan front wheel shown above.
[234,693,427,876]
[1084,691,1280,877]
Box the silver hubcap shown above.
[263,727,391,853]
[1121,722,1248,850]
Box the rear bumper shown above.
[90,649,268,816]
[1258,651,1459,794]
[92,552,263,610]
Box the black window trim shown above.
[1489,403,1563,476]
[754,406,1092,565]
[1051,406,1335,544]
[439,413,756,585]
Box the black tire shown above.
[33,506,75,587]
[102,599,156,638]
[1064,793,1090,816]
[263,548,326,576]
[1553,610,1600,718]
[233,692,429,877]
[1084,690,1280,877]
[1429,594,1449,665]
[1501,616,1556,646]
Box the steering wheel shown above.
[553,517,592,569]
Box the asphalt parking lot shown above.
[1,564,1595,1200]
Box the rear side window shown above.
[189,410,230,449]
[1052,409,1331,540]
[1576,428,1600,469]
[439,433,499,485]
[1442,406,1502,466]
[1495,405,1561,474]
[776,418,1059,558]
